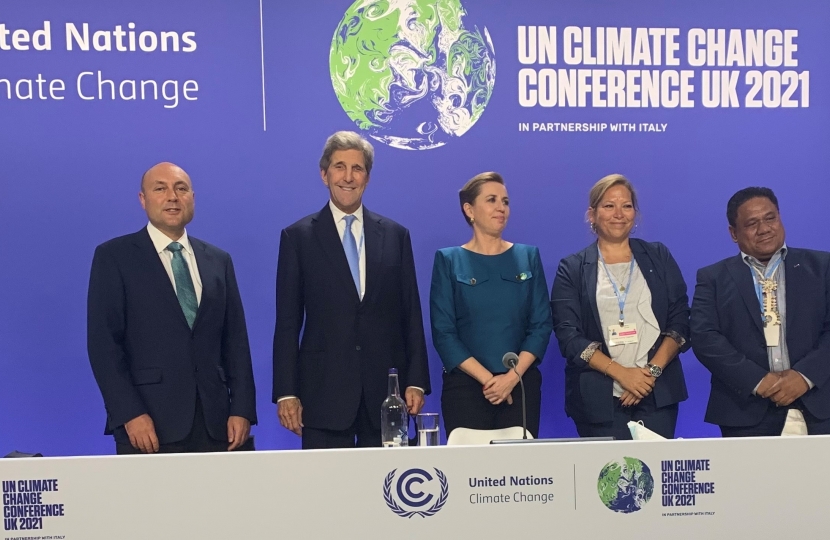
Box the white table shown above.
[1,436,825,539]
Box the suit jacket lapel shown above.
[784,249,803,340]
[363,208,384,305]
[190,237,214,331]
[312,204,361,302]
[726,254,764,333]
[631,240,666,323]
[132,228,192,330]
[582,243,602,340]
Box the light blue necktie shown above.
[166,242,198,328]
[343,215,360,296]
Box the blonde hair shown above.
[586,174,639,231]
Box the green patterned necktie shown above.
[166,242,198,328]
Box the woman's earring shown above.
[590,222,596,233]
[470,217,475,224]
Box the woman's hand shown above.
[614,367,655,399]
[483,372,519,405]
[619,390,642,407]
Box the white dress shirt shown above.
[146,222,202,306]
[329,200,366,299]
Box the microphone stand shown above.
[502,353,527,440]
[511,366,527,440]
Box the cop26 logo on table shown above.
[383,468,449,518]
[597,457,655,514]
[330,0,496,150]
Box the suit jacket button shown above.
[355,345,362,351]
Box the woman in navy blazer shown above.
[431,172,552,438]
[551,174,690,440]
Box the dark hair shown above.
[319,131,374,174]
[458,172,505,226]
[726,187,779,227]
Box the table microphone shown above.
[502,352,527,439]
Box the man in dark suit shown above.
[88,162,257,454]
[691,187,830,436]
[273,131,431,449]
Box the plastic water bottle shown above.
[381,368,408,447]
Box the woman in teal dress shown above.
[430,172,553,438]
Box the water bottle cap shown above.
[388,368,398,374]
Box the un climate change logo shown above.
[329,0,496,150]
[384,468,449,518]
[597,457,655,514]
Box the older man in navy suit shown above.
[88,162,257,454]
[273,131,431,449]
[691,187,830,437]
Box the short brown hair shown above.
[459,172,505,226]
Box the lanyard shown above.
[748,257,782,314]
[598,250,636,326]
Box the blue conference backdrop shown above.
[1,0,827,455]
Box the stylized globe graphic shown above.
[329,0,496,150]
[597,457,654,514]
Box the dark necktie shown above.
[166,242,198,328]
